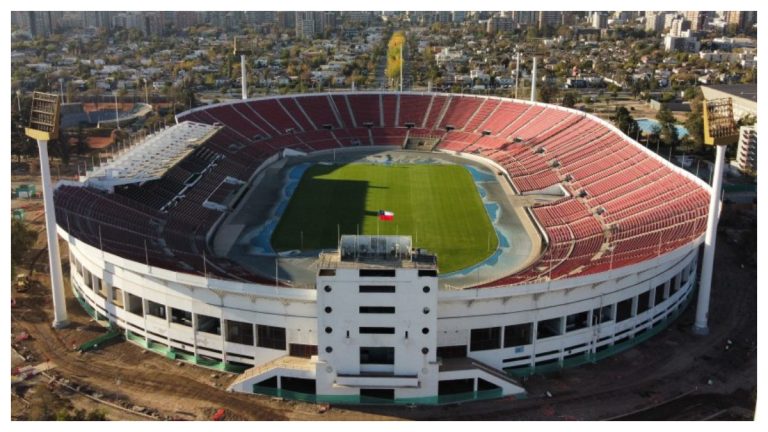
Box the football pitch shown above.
[271,163,498,273]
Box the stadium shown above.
[53,92,710,405]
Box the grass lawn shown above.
[271,163,498,273]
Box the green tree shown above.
[561,91,578,108]
[537,81,559,104]
[610,106,639,137]
[685,94,705,151]
[656,106,680,148]
[11,218,37,280]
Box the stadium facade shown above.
[56,92,709,404]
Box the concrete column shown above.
[693,144,726,335]
[241,54,248,100]
[530,57,537,103]
[514,52,520,99]
[37,140,69,328]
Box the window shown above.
[111,287,124,308]
[536,318,562,340]
[654,284,666,306]
[126,293,143,316]
[566,311,589,332]
[437,345,467,359]
[592,305,613,325]
[359,269,396,277]
[95,278,107,299]
[257,325,286,350]
[504,323,533,347]
[359,306,395,314]
[171,308,192,327]
[359,327,395,334]
[616,298,634,322]
[146,300,166,319]
[226,320,254,345]
[360,347,394,364]
[83,268,93,289]
[359,285,396,293]
[470,327,501,351]
[196,314,220,335]
[637,291,651,315]
[289,343,318,358]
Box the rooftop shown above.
[85,121,219,189]
[703,84,758,103]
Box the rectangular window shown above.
[146,300,166,319]
[359,269,396,277]
[503,323,533,347]
[470,327,501,351]
[83,268,93,289]
[359,327,395,334]
[637,291,651,315]
[95,277,107,299]
[126,293,143,316]
[654,284,666,306]
[112,286,124,308]
[359,285,396,293]
[616,298,634,322]
[536,317,563,339]
[359,306,396,314]
[566,311,589,332]
[437,345,467,359]
[196,314,221,335]
[592,305,614,325]
[171,308,192,327]
[289,343,318,358]
[360,346,395,364]
[226,320,254,345]
[257,325,286,350]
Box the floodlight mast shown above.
[234,36,255,100]
[693,98,739,335]
[24,92,68,329]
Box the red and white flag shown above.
[378,210,394,221]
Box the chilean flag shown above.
[378,210,394,221]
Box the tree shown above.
[685,94,705,151]
[11,218,37,279]
[610,106,638,137]
[537,81,559,104]
[561,91,578,108]
[656,106,680,148]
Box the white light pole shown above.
[693,144,726,335]
[515,52,520,99]
[241,54,248,100]
[531,56,537,103]
[38,139,69,328]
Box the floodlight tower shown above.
[692,98,739,335]
[24,92,68,328]
[234,36,255,100]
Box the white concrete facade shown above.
[63,222,699,403]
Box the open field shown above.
[271,163,498,273]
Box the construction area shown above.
[10,179,757,420]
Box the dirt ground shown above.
[10,188,756,420]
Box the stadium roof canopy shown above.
[85,121,219,191]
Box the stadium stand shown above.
[56,93,709,289]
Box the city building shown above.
[734,125,757,174]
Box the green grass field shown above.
[271,163,498,273]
